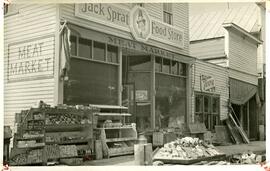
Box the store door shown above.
[122,83,136,123]
[122,53,153,132]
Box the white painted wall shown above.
[191,60,229,122]
[190,38,225,59]
[4,4,57,132]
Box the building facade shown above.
[4,3,196,136]
[189,4,264,140]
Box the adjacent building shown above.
[189,3,265,140]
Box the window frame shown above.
[163,3,173,25]
[70,34,119,66]
[194,92,220,131]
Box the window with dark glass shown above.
[129,55,151,71]
[107,45,118,63]
[162,58,170,74]
[171,61,178,75]
[194,92,220,131]
[155,74,186,129]
[70,35,77,56]
[93,41,106,61]
[79,38,92,58]
[163,3,173,25]
[179,62,186,76]
[155,57,162,72]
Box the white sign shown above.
[75,4,184,49]
[7,36,54,82]
[201,75,215,92]
[130,6,151,42]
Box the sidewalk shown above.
[216,141,266,156]
[82,141,266,166]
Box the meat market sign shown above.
[75,4,184,49]
[7,36,54,82]
[200,75,216,92]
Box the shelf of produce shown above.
[17,136,44,141]
[153,154,226,165]
[95,127,134,130]
[45,124,90,132]
[95,113,131,116]
[106,137,137,142]
[46,139,90,145]
[27,119,45,122]
[17,143,45,149]
[108,147,134,157]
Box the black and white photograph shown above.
[1,1,268,168]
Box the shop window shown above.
[70,35,77,56]
[93,41,106,61]
[163,3,173,25]
[129,55,151,71]
[155,74,186,129]
[155,57,162,72]
[179,62,186,76]
[194,92,220,131]
[64,58,118,105]
[171,61,178,75]
[162,58,170,74]
[79,38,92,58]
[107,45,118,63]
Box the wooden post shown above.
[247,101,250,138]
[240,105,243,127]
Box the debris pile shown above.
[230,151,266,164]
[154,137,224,160]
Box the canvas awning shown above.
[229,78,257,105]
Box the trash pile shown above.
[230,151,266,164]
[153,137,224,161]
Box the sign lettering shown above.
[201,75,216,92]
[75,4,185,49]
[8,36,54,82]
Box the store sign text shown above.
[107,36,175,59]
[152,20,184,48]
[8,36,54,82]
[201,75,216,92]
[75,3,130,30]
[75,4,184,48]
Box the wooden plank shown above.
[228,113,249,143]
[225,119,241,144]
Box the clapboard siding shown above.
[173,3,189,55]
[4,4,57,134]
[228,31,258,76]
[60,3,189,56]
[190,38,225,59]
[229,69,258,85]
[206,58,228,67]
[144,3,162,20]
[191,60,229,122]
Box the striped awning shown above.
[229,78,257,105]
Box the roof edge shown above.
[222,23,263,44]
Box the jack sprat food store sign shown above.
[75,3,184,49]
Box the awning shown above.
[229,78,257,105]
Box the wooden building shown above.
[189,4,264,140]
[4,3,196,141]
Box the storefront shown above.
[191,60,229,132]
[62,23,194,133]
[4,3,194,136]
